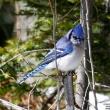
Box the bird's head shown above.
[67,24,84,45]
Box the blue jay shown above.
[18,24,84,84]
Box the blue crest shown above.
[72,24,84,39]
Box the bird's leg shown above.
[58,71,63,83]
[61,71,75,83]
[61,71,66,84]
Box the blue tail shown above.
[17,64,46,84]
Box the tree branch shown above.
[0,98,27,110]
[63,72,74,110]
[85,0,98,110]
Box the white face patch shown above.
[71,37,80,45]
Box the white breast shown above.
[45,44,84,72]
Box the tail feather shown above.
[17,64,46,84]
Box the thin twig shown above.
[81,62,92,89]
[28,81,38,110]
[48,0,53,14]
[74,92,96,109]
[0,49,51,68]
[95,83,110,89]
[0,69,5,75]
[81,81,90,110]
[51,0,61,110]
[85,0,98,109]
[48,88,64,110]
[58,7,74,21]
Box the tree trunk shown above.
[15,1,35,41]
[75,0,93,109]
[75,65,89,110]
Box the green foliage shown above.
[91,1,110,83]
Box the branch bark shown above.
[63,72,74,110]
[74,0,93,109]
[75,65,89,110]
[0,98,27,110]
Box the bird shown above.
[17,23,84,84]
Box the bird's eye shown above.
[73,36,78,40]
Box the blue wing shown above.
[18,41,73,84]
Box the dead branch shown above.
[0,98,27,110]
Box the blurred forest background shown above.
[0,0,110,110]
